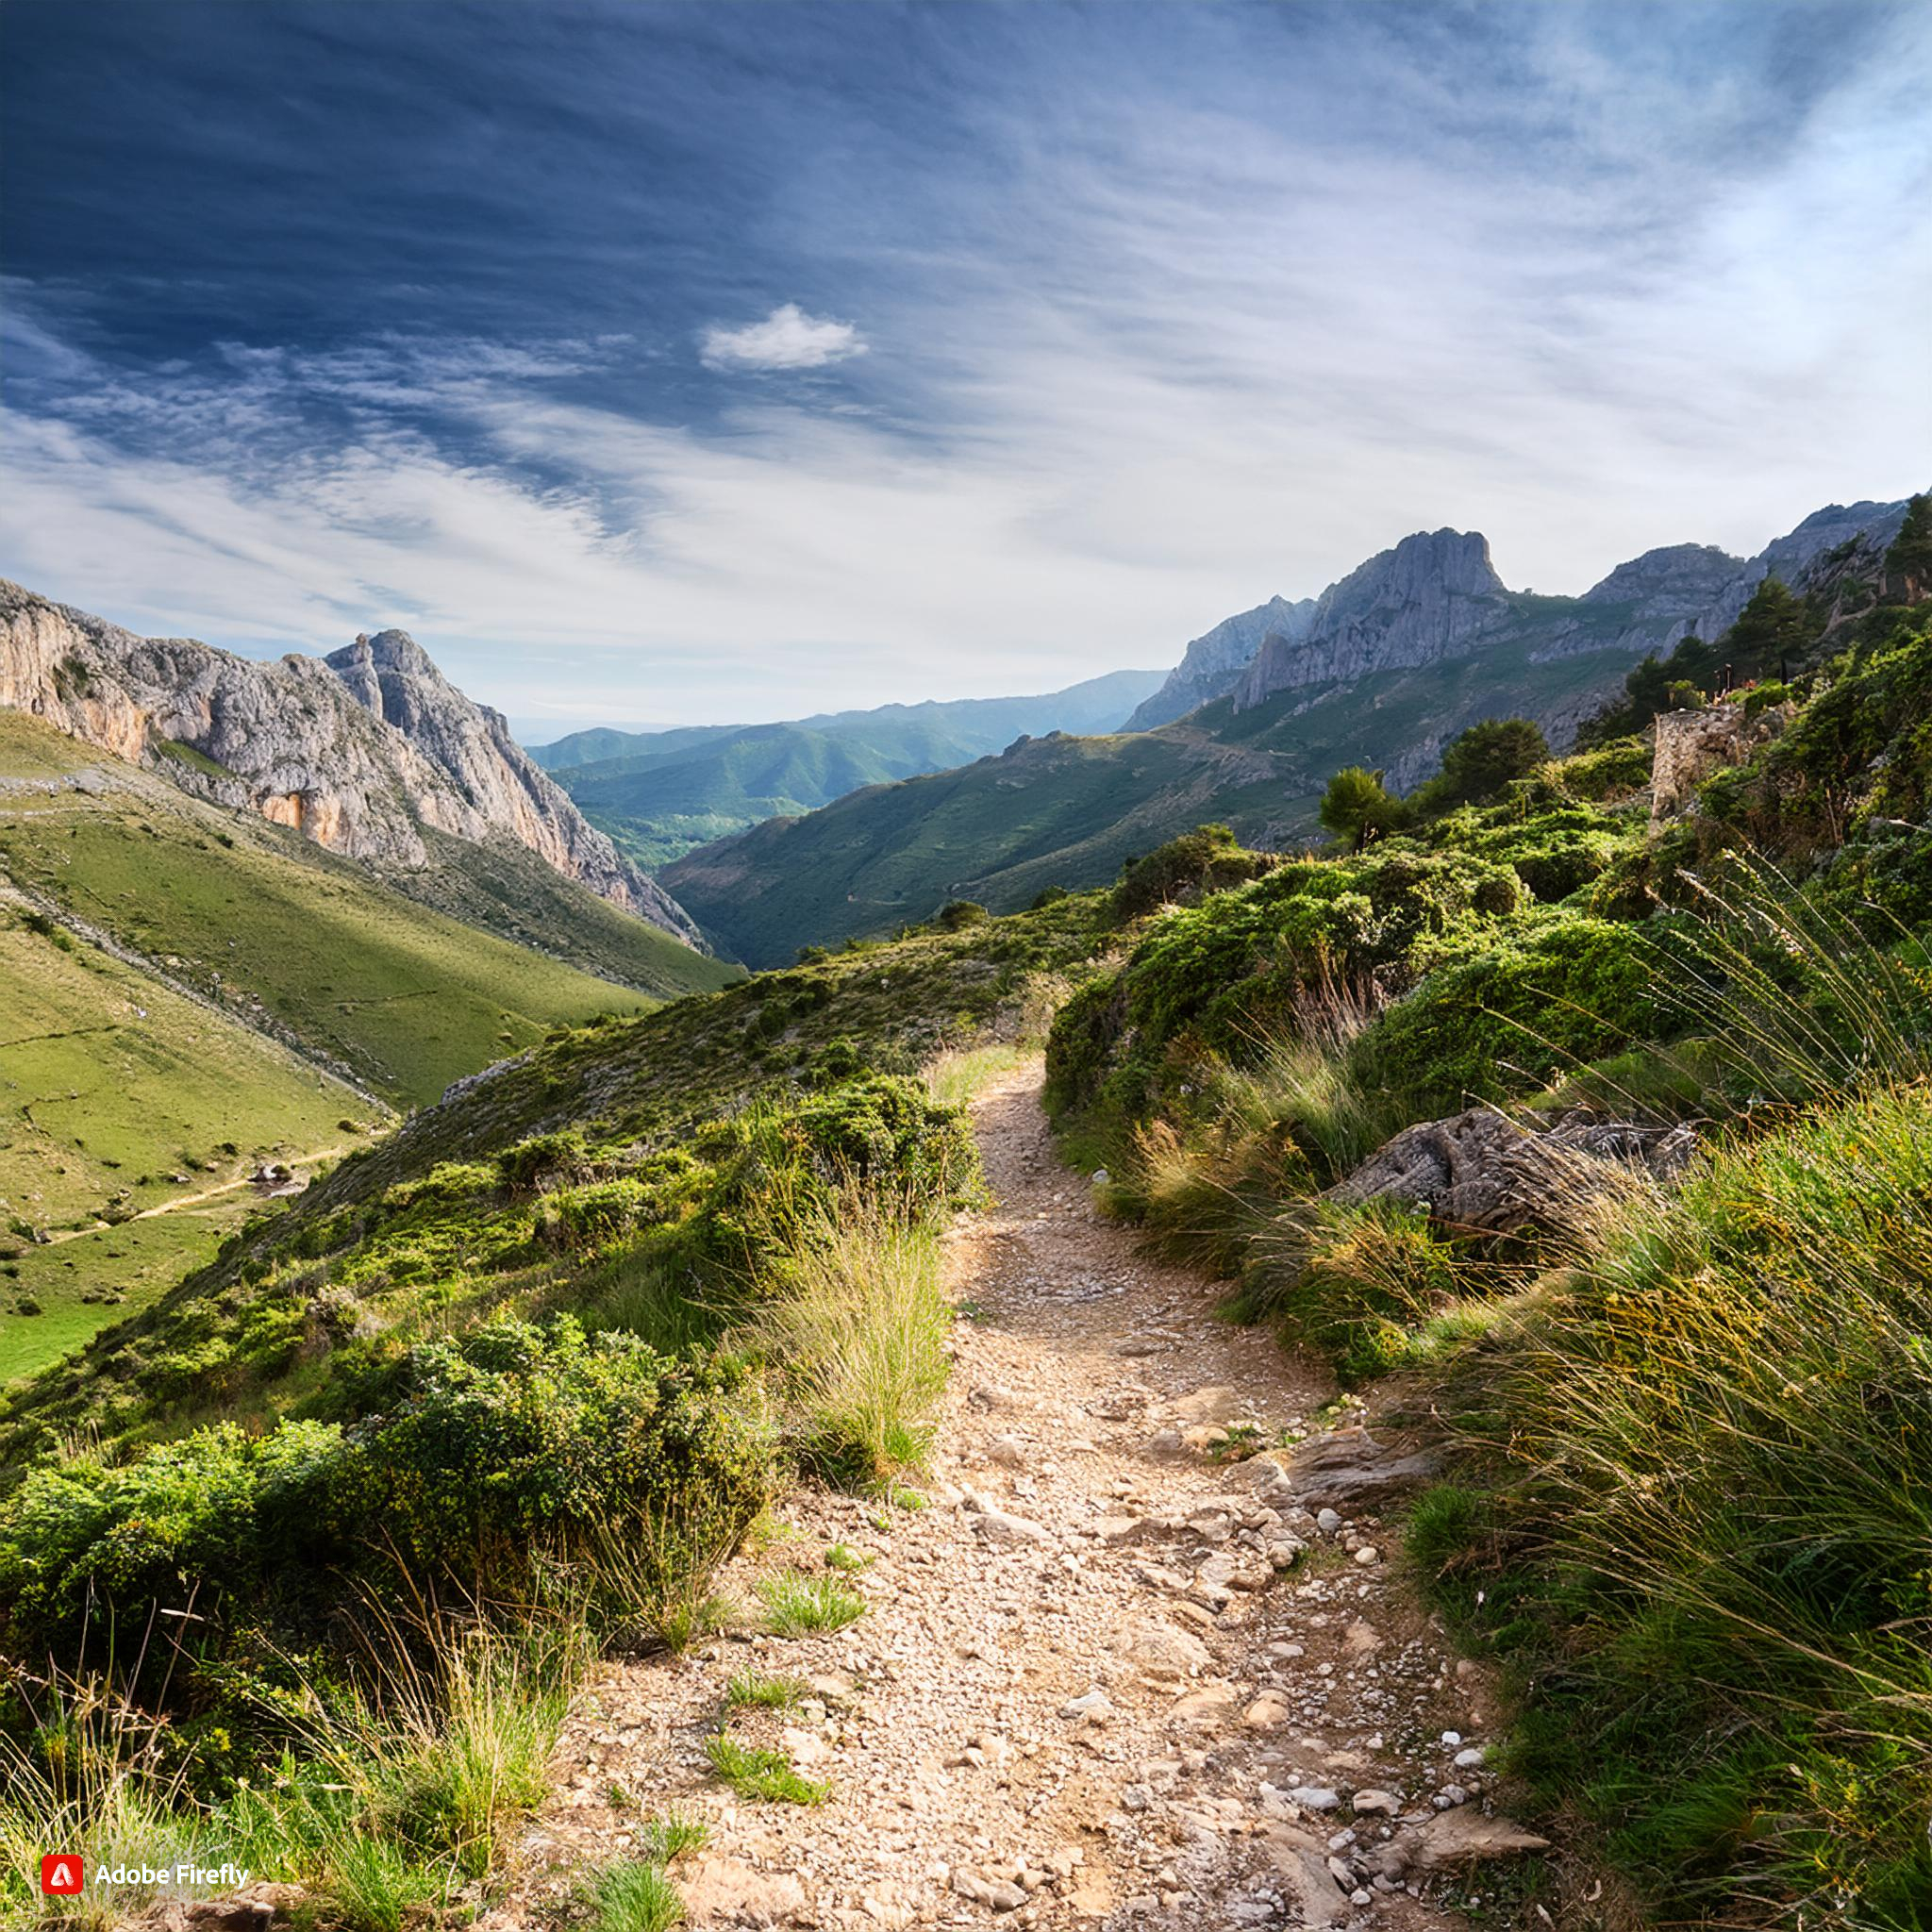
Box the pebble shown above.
[1060,1688,1114,1720]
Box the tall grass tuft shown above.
[747,1191,951,1487]
[0,1672,210,1930]
[577,1857,687,1932]
[1660,855,1932,1108]
[1424,1082,1932,1923]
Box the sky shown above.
[4,1,1930,738]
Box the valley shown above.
[532,669,1166,868]
[0,704,737,1377]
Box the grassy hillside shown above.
[0,892,1106,1930]
[536,669,1166,866]
[662,633,1645,967]
[0,904,367,1382]
[0,712,735,1108]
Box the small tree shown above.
[1723,576,1811,681]
[1319,767,1404,852]
[1885,493,1932,602]
[1413,718,1550,813]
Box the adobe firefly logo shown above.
[41,1854,85,1895]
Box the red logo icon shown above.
[41,1855,84,1895]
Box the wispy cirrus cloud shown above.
[699,304,868,373]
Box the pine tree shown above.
[1885,493,1932,601]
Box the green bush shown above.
[1109,824,1274,923]
[495,1129,591,1195]
[0,1320,774,1696]
[541,1177,657,1249]
[1346,917,1662,1110]
[1042,973,1124,1116]
[1546,736,1651,803]
[773,1075,976,1208]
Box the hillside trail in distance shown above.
[30,1143,352,1247]
[493,1061,1540,1931]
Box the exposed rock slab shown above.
[1327,1105,1695,1240]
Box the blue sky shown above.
[5,1,1929,735]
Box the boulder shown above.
[1327,1106,1694,1240]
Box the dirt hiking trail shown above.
[497,1062,1541,1930]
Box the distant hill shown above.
[528,669,1165,866]
[661,498,1912,966]
[0,710,735,1108]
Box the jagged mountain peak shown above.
[1229,526,1510,712]
[1124,592,1319,729]
[1325,526,1505,600]
[1582,543,1745,612]
[0,581,704,948]
[331,628,441,679]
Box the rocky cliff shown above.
[1134,499,1915,735]
[1231,529,1508,709]
[1125,594,1317,730]
[0,582,704,947]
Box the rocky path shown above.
[502,1063,1536,1930]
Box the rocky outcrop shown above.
[0,581,704,947]
[1650,699,1792,820]
[1328,1106,1696,1241]
[1125,594,1317,730]
[1232,530,1507,711]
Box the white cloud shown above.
[698,303,868,373]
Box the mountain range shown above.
[660,497,1913,966]
[527,669,1164,867]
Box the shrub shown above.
[1346,917,1662,1111]
[1110,824,1274,921]
[540,1177,656,1249]
[1041,972,1124,1116]
[773,1075,977,1209]
[0,1320,775,1693]
[934,900,991,931]
[1547,736,1651,803]
[495,1129,591,1195]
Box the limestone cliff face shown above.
[1231,529,1508,709]
[0,582,704,947]
[1557,503,1912,664]
[1125,594,1317,730]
